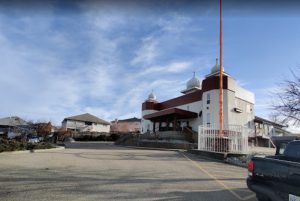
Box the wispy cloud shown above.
[131,36,158,66]
[134,61,191,78]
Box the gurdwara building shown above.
[141,61,255,135]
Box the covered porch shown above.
[143,108,198,132]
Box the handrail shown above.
[183,126,196,143]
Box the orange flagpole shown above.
[219,0,224,137]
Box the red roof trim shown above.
[143,108,198,121]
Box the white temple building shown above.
[141,60,255,136]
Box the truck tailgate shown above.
[252,156,300,199]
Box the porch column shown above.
[173,116,177,131]
[159,121,162,132]
[152,121,156,132]
[166,118,170,131]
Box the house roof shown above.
[254,116,285,128]
[111,117,141,123]
[63,113,110,125]
[0,116,28,127]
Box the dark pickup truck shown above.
[247,140,300,201]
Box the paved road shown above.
[0,142,256,201]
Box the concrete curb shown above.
[187,149,248,169]
[188,149,227,160]
[224,160,247,168]
[0,146,65,155]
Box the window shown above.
[207,113,210,126]
[279,143,287,155]
[85,121,92,125]
[199,111,202,117]
[246,104,251,113]
[207,93,210,104]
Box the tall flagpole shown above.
[219,0,224,137]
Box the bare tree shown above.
[273,69,300,125]
[268,112,286,125]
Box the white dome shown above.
[147,91,156,101]
[186,73,201,89]
[211,58,224,74]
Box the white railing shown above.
[198,125,252,154]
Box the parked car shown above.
[28,137,40,143]
[247,140,300,201]
[7,132,21,139]
[63,137,75,143]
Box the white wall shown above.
[141,109,158,134]
[202,90,220,127]
[62,120,85,130]
[202,89,254,129]
[176,100,202,131]
[92,123,110,133]
[62,120,110,133]
[236,86,255,104]
[225,90,254,128]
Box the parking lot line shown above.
[181,152,255,201]
[207,173,245,178]
[207,170,247,175]
[221,180,247,184]
[200,165,247,172]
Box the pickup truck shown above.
[247,140,300,201]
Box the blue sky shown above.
[0,0,299,128]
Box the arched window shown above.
[199,111,202,117]
[207,93,211,104]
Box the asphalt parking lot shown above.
[0,142,256,201]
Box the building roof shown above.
[254,116,285,128]
[112,117,141,123]
[143,108,198,121]
[0,116,28,127]
[63,113,110,125]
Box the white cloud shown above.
[167,61,191,72]
[133,61,191,78]
[131,36,158,66]
[157,13,193,33]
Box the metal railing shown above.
[198,125,251,154]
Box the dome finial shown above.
[147,90,156,101]
[186,72,201,90]
[211,58,224,74]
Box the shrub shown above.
[0,139,54,152]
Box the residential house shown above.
[251,116,291,147]
[62,113,110,135]
[110,117,141,134]
[0,116,29,138]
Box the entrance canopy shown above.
[143,108,198,121]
